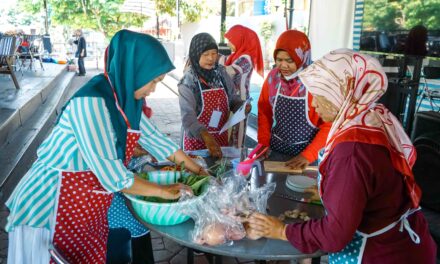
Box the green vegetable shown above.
[143,196,178,203]
[190,176,210,196]
[207,158,230,177]
[137,172,149,180]
[178,174,210,196]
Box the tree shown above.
[362,0,440,31]
[154,0,203,23]
[18,0,205,39]
[18,0,147,39]
[400,0,440,30]
[362,0,402,31]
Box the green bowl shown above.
[125,170,206,226]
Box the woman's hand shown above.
[159,183,193,200]
[133,145,149,158]
[198,168,210,176]
[305,185,320,201]
[286,154,309,170]
[245,103,252,115]
[201,130,223,158]
[264,147,271,159]
[247,212,287,240]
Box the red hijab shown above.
[224,25,264,77]
[274,30,311,69]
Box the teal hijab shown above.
[67,30,175,159]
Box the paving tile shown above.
[152,237,165,250]
[162,237,184,254]
[154,249,176,262]
[169,248,190,264]
[219,255,239,264]
[151,230,162,239]
[193,255,210,264]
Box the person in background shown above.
[178,32,250,158]
[18,35,30,53]
[6,30,207,264]
[257,30,331,169]
[219,25,264,148]
[74,29,87,76]
[247,49,437,263]
[404,25,428,56]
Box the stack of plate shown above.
[285,175,316,193]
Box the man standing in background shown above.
[74,29,87,76]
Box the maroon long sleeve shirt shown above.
[285,142,437,263]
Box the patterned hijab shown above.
[299,49,421,208]
[224,25,264,77]
[188,33,222,87]
[71,30,175,159]
[274,30,311,69]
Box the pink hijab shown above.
[299,49,421,208]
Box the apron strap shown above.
[360,207,421,244]
[104,47,132,129]
[399,207,421,244]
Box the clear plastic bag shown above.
[179,171,276,246]
[128,155,155,172]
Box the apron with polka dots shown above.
[316,177,422,264]
[51,171,114,264]
[269,87,318,156]
[50,73,144,263]
[51,130,140,264]
[183,79,229,151]
[108,129,148,238]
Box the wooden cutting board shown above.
[264,161,318,173]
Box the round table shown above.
[128,159,326,263]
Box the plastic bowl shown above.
[125,170,207,226]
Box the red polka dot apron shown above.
[51,74,140,264]
[51,171,114,264]
[269,82,318,156]
[183,78,229,151]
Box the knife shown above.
[274,193,322,205]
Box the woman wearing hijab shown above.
[248,49,437,263]
[179,32,250,158]
[257,30,331,169]
[6,30,207,264]
[219,25,264,148]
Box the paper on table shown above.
[219,99,250,134]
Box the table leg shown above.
[206,254,223,264]
[311,256,321,264]
[187,247,194,264]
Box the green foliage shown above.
[179,1,203,23]
[17,0,204,38]
[260,20,275,42]
[4,6,35,27]
[401,0,440,30]
[18,0,147,38]
[362,0,440,31]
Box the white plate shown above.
[285,182,308,193]
[286,175,316,189]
